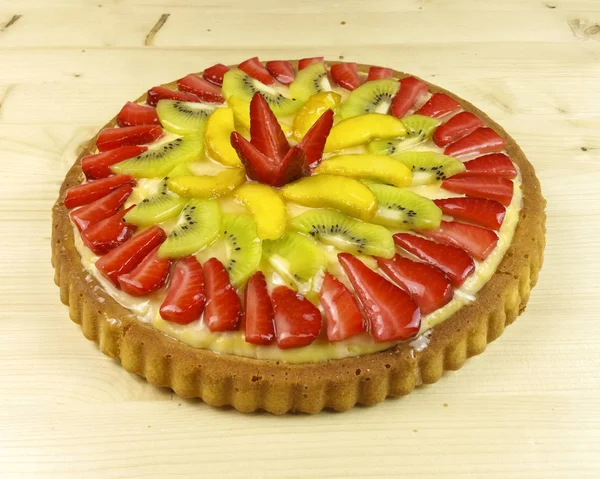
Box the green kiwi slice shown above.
[124,177,186,226]
[290,209,395,258]
[393,151,466,185]
[156,100,216,135]
[222,68,301,116]
[158,199,221,258]
[338,79,399,120]
[288,63,332,104]
[221,214,262,287]
[111,135,204,178]
[367,115,440,155]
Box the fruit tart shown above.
[52,58,546,414]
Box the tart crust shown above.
[51,62,546,414]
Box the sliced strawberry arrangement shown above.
[415,93,461,119]
[118,246,172,296]
[419,221,498,261]
[320,273,364,342]
[454,153,518,179]
[444,127,506,158]
[338,253,420,342]
[376,255,453,315]
[433,112,484,147]
[70,185,133,232]
[434,197,506,231]
[81,146,147,180]
[96,225,167,287]
[442,175,514,206]
[117,102,160,127]
[391,76,428,118]
[266,60,295,85]
[203,257,242,332]
[367,66,393,81]
[331,62,361,91]
[203,63,230,86]
[238,57,275,85]
[230,131,278,185]
[271,286,322,349]
[273,145,309,187]
[160,256,206,325]
[96,125,163,152]
[146,86,201,107]
[81,205,136,255]
[299,109,334,166]
[393,233,475,287]
[65,174,136,209]
[298,57,324,70]
[250,93,290,161]
[244,272,275,345]
[177,74,224,103]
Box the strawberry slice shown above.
[146,86,201,107]
[95,225,167,287]
[298,57,324,70]
[81,146,147,180]
[273,145,309,187]
[250,92,290,161]
[433,111,484,147]
[299,108,334,166]
[266,60,295,85]
[442,175,514,206]
[393,233,475,287]
[81,205,136,255]
[203,63,230,86]
[415,93,461,119]
[118,246,172,296]
[330,62,361,91]
[96,125,163,152]
[419,221,498,261]
[391,76,428,118]
[160,256,206,325]
[367,66,393,81]
[230,131,277,185]
[238,57,275,85]
[117,102,160,127]
[271,286,322,349]
[203,257,242,332]
[434,197,506,231]
[376,255,453,315]
[64,175,136,209]
[338,253,420,342]
[444,127,506,158]
[244,272,275,345]
[177,74,224,103]
[70,185,133,232]
[454,153,517,179]
[320,273,364,342]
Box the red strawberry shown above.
[433,112,484,147]
[146,86,201,107]
[244,272,275,345]
[273,145,309,187]
[434,197,506,231]
[160,256,206,325]
[415,93,461,119]
[298,57,324,70]
[444,128,506,158]
[203,63,230,86]
[81,146,147,180]
[95,226,167,287]
[376,255,453,315]
[320,273,364,342]
[393,233,475,287]
[64,175,136,209]
[338,253,420,342]
[177,74,224,103]
[238,57,275,85]
[81,205,136,255]
[442,175,514,206]
[367,66,393,81]
[266,60,295,85]
[271,286,322,349]
[299,108,334,166]
[250,92,290,161]
[391,76,428,118]
[454,153,517,179]
[330,62,361,91]
[230,131,277,185]
[117,102,160,127]
[70,185,133,232]
[118,246,172,296]
[203,258,242,332]
[96,125,163,152]
[419,221,498,261]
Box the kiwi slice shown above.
[338,79,399,120]
[362,181,442,230]
[221,214,262,287]
[158,199,221,258]
[288,63,332,104]
[393,151,466,185]
[111,135,204,178]
[290,209,395,258]
[156,100,216,135]
[367,115,440,155]
[222,69,301,116]
[124,177,186,226]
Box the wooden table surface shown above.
[1,0,599,477]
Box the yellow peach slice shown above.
[233,183,287,240]
[204,108,242,167]
[314,154,412,187]
[167,168,246,199]
[292,91,341,141]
